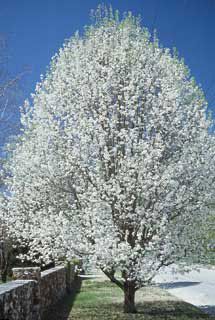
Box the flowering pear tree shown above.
[6,8,215,313]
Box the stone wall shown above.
[0,264,75,320]
[40,266,67,315]
[0,280,38,320]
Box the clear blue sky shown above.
[1,0,215,113]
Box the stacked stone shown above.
[12,267,41,320]
[0,264,76,320]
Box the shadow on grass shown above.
[199,305,215,316]
[134,301,211,319]
[81,301,212,320]
[42,275,82,320]
[42,279,214,320]
[158,281,201,289]
[65,301,213,320]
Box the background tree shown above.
[0,33,29,282]
[0,32,29,188]
[0,201,14,282]
[6,8,215,313]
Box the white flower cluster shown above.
[5,10,215,288]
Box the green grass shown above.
[43,279,214,320]
[0,276,12,284]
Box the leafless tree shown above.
[0,33,29,281]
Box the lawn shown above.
[43,278,214,320]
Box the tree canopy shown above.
[5,7,215,313]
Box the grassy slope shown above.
[43,279,214,320]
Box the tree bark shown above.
[1,269,7,283]
[123,280,137,313]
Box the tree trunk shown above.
[123,281,137,313]
[1,270,7,283]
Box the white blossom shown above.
[5,7,215,313]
